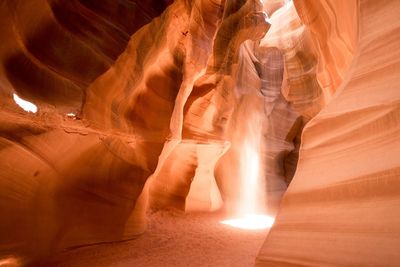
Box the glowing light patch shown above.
[66,113,76,119]
[0,257,21,266]
[220,214,275,230]
[13,93,37,113]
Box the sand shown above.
[32,211,269,267]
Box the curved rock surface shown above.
[0,0,399,266]
[0,0,275,260]
[0,0,170,111]
[257,0,400,266]
[0,0,172,260]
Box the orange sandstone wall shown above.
[257,0,400,266]
[0,0,273,261]
[0,0,172,260]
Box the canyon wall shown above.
[0,0,275,261]
[1,0,399,265]
[257,0,400,266]
[0,0,173,260]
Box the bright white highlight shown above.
[219,102,274,230]
[66,113,77,119]
[221,214,275,230]
[220,142,273,230]
[13,93,37,113]
[238,141,260,215]
[220,144,273,230]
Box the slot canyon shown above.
[0,0,399,266]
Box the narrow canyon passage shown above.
[1,0,400,266]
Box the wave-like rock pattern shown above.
[257,0,400,265]
[0,0,169,111]
[0,0,172,261]
[2,0,394,265]
[1,0,273,259]
[149,0,271,211]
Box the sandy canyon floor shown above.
[31,211,269,267]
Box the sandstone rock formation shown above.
[0,0,399,266]
[256,0,400,266]
[0,0,274,261]
[0,0,172,260]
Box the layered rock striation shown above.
[257,0,400,266]
[1,0,398,266]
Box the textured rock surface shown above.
[1,0,399,265]
[0,0,170,112]
[149,0,271,212]
[256,0,400,266]
[0,0,172,260]
[0,0,274,261]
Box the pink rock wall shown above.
[1,0,399,266]
[0,0,274,260]
[257,0,400,265]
